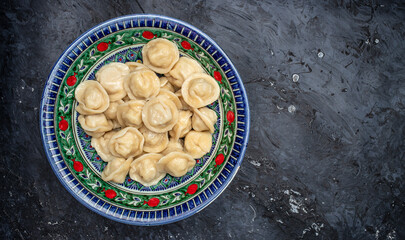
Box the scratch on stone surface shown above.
[249,204,256,222]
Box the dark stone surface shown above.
[1,0,404,239]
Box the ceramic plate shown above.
[40,14,250,225]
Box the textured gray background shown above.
[1,0,404,239]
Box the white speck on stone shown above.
[292,73,299,82]
[271,50,274,56]
[21,86,25,89]
[283,189,290,195]
[375,39,380,44]
[365,39,371,45]
[288,105,296,113]
[322,202,325,204]
[19,100,22,103]
[249,160,261,167]
[318,51,324,58]
[276,105,284,110]
[32,88,35,92]
[276,219,284,224]
[9,191,12,197]
[104,226,108,231]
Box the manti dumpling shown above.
[125,62,149,72]
[108,127,144,159]
[157,89,182,109]
[124,69,160,100]
[181,73,220,108]
[174,90,191,110]
[139,126,169,153]
[95,62,129,101]
[184,131,212,158]
[167,57,203,88]
[161,138,184,156]
[142,38,179,74]
[192,107,217,133]
[78,114,113,138]
[129,153,165,186]
[75,81,109,115]
[101,157,133,183]
[104,100,124,120]
[91,130,117,162]
[169,110,192,140]
[157,152,195,177]
[116,100,145,128]
[159,77,175,92]
[142,96,179,133]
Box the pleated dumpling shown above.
[142,38,179,74]
[160,77,175,92]
[157,152,195,177]
[157,89,182,109]
[91,130,117,162]
[129,153,165,186]
[181,73,220,108]
[139,126,169,153]
[192,107,217,133]
[75,81,109,115]
[95,62,129,101]
[108,127,144,159]
[125,62,149,72]
[124,69,160,100]
[104,100,124,120]
[175,90,191,110]
[101,157,133,183]
[161,138,184,156]
[142,96,179,133]
[169,110,192,140]
[184,131,212,158]
[78,114,113,138]
[116,100,145,128]
[168,57,204,87]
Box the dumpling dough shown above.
[129,153,165,186]
[160,77,175,92]
[139,126,169,153]
[192,107,217,133]
[75,81,109,115]
[184,131,212,158]
[124,69,160,100]
[125,62,149,72]
[78,114,113,138]
[142,38,179,74]
[91,130,117,162]
[168,57,203,87]
[101,157,133,183]
[116,100,145,128]
[175,90,191,110]
[157,152,195,177]
[96,62,129,101]
[169,110,192,140]
[181,73,220,108]
[142,96,179,133]
[108,127,144,159]
[157,89,182,109]
[161,138,184,156]
[104,100,124,120]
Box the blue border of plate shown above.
[40,14,250,225]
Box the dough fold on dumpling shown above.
[108,127,144,159]
[78,114,113,138]
[174,90,191,110]
[75,81,110,115]
[101,157,133,183]
[157,152,195,177]
[161,138,184,156]
[192,107,217,133]
[142,38,179,74]
[124,69,160,100]
[129,153,165,186]
[184,131,212,158]
[104,100,124,120]
[139,126,169,153]
[91,130,117,162]
[157,89,182,109]
[181,73,220,108]
[167,57,203,88]
[142,96,179,133]
[169,110,192,141]
[125,62,149,72]
[96,62,129,101]
[116,100,145,128]
[159,77,175,92]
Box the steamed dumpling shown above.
[108,127,144,159]
[116,100,145,128]
[181,73,220,108]
[129,153,165,186]
[167,57,203,88]
[124,69,160,100]
[91,130,117,162]
[75,81,110,115]
[101,157,133,183]
[169,110,192,140]
[125,62,149,72]
[104,100,124,120]
[160,77,175,92]
[96,62,129,101]
[174,90,191,110]
[142,96,179,133]
[139,126,169,153]
[142,38,179,74]
[78,114,113,138]
[161,138,184,156]
[157,152,195,177]
[184,131,212,158]
[192,107,217,133]
[157,89,182,109]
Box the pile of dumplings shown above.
[74,38,220,187]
